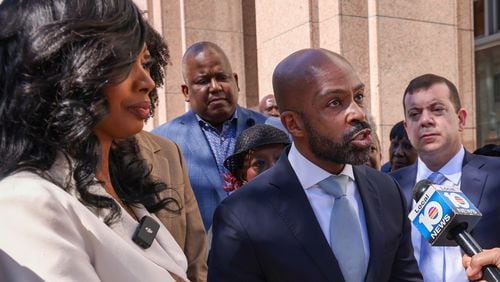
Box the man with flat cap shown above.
[208,48,422,282]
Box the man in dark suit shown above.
[152,42,266,230]
[390,74,500,282]
[208,48,422,282]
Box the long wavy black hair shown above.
[0,0,179,224]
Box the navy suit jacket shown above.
[152,106,266,229]
[390,151,500,249]
[208,149,422,282]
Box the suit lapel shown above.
[179,112,211,160]
[460,152,487,207]
[353,166,384,281]
[267,152,345,282]
[235,106,257,137]
[398,164,418,209]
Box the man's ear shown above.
[281,111,305,138]
[457,107,467,132]
[181,84,190,102]
[233,73,240,91]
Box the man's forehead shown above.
[265,98,277,108]
[297,54,357,84]
[186,55,231,74]
[274,49,358,103]
[305,64,362,95]
[405,88,449,105]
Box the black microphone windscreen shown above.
[412,179,433,202]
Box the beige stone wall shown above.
[370,1,475,160]
[135,0,475,162]
[137,0,249,130]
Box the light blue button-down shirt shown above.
[196,110,238,185]
[288,143,370,268]
[412,146,467,282]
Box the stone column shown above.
[367,0,475,159]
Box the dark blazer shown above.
[152,106,266,229]
[208,150,422,282]
[390,151,500,249]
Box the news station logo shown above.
[418,200,451,241]
[427,205,440,220]
[409,185,480,245]
[446,192,469,208]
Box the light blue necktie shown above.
[419,171,447,281]
[427,171,447,186]
[318,175,367,282]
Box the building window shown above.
[475,46,500,145]
[474,0,485,37]
[474,0,500,145]
[494,74,500,102]
[474,0,500,46]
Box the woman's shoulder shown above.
[1,171,59,193]
[0,171,80,210]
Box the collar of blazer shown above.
[263,148,385,281]
[136,131,163,155]
[46,152,188,278]
[460,151,488,208]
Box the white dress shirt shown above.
[412,146,468,282]
[288,143,370,268]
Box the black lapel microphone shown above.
[132,216,160,249]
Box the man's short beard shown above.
[301,114,371,165]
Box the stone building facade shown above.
[135,0,475,162]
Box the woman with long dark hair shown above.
[0,0,187,280]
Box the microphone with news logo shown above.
[409,179,500,282]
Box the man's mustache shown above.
[343,121,371,142]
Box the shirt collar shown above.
[195,108,238,130]
[416,145,464,186]
[288,142,355,190]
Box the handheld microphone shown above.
[409,180,500,281]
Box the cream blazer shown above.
[0,156,188,281]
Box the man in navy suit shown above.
[208,49,422,281]
[152,42,266,230]
[390,74,500,282]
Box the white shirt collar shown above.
[416,146,464,186]
[288,142,355,190]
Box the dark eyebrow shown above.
[354,83,365,92]
[406,106,421,113]
[318,82,366,97]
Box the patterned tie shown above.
[419,171,447,281]
[318,175,367,282]
[427,171,447,186]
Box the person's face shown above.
[182,48,239,126]
[389,136,417,171]
[366,138,382,170]
[94,45,155,141]
[244,144,285,182]
[286,58,372,172]
[404,83,467,164]
[263,97,279,117]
